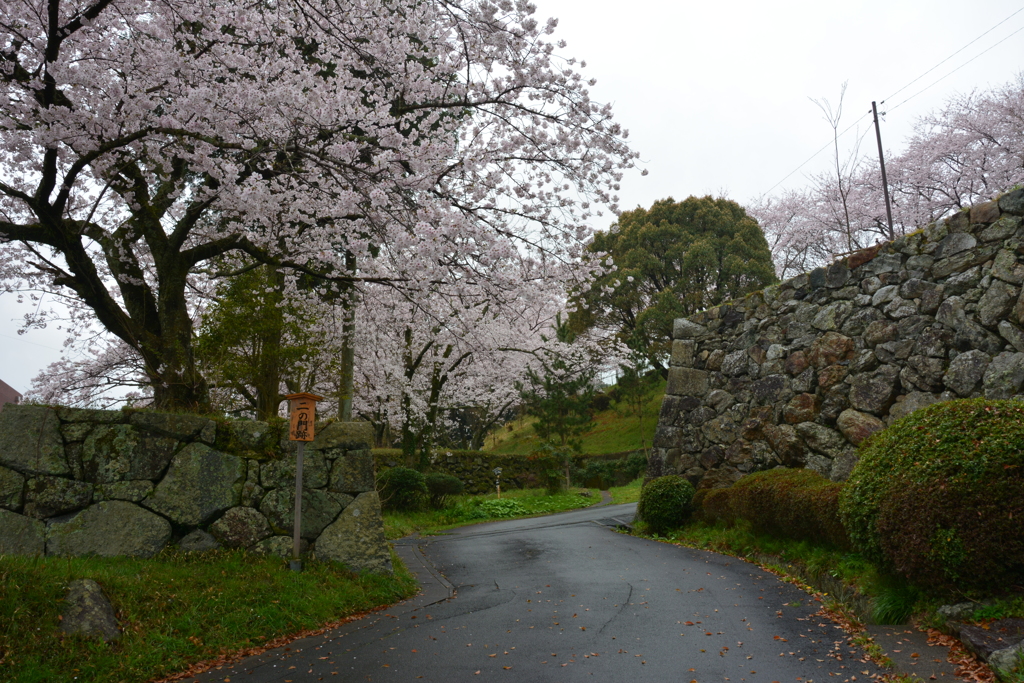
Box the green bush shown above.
[704,468,849,549]
[571,452,647,489]
[425,472,464,509]
[840,399,1024,594]
[377,467,428,511]
[636,475,695,534]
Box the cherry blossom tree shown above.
[752,73,1024,277]
[0,0,636,411]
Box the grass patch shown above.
[0,549,418,683]
[383,487,601,539]
[607,477,642,504]
[486,380,665,455]
[635,519,936,626]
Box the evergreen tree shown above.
[571,196,777,374]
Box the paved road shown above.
[188,503,887,682]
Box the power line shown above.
[760,5,1024,197]
[882,5,1024,105]
[889,22,1024,112]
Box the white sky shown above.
[2,0,1023,394]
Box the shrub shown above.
[636,475,695,534]
[377,467,428,511]
[724,468,849,548]
[840,398,1024,594]
[424,473,464,509]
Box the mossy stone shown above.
[0,465,25,510]
[144,443,244,525]
[314,492,392,574]
[0,509,45,555]
[259,488,353,539]
[0,405,68,476]
[46,501,171,558]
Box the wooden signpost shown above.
[285,392,323,572]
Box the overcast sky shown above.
[3,0,1023,394]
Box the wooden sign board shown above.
[285,393,323,442]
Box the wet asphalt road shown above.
[187,503,887,683]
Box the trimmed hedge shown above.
[377,467,428,510]
[637,475,695,534]
[840,398,1024,593]
[425,472,464,509]
[696,468,849,549]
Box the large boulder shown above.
[327,449,376,495]
[315,492,392,573]
[23,476,93,519]
[60,579,120,642]
[47,501,171,558]
[0,509,45,555]
[259,488,353,539]
[0,405,68,476]
[210,506,272,548]
[144,443,244,525]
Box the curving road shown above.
[188,502,887,682]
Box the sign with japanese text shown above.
[285,393,323,442]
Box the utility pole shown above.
[872,101,895,240]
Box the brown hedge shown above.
[697,468,850,549]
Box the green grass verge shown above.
[0,549,418,683]
[383,487,601,539]
[607,477,642,504]
[485,381,665,455]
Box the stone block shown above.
[783,393,821,424]
[259,488,353,539]
[888,392,942,422]
[670,339,696,367]
[970,200,1000,224]
[978,279,1018,328]
[806,332,854,368]
[144,443,244,526]
[210,506,272,548]
[310,421,374,451]
[980,216,1022,242]
[992,248,1024,284]
[60,579,120,642]
[836,409,884,445]
[327,449,375,494]
[315,492,392,574]
[701,415,740,445]
[252,535,309,558]
[47,501,171,558]
[23,476,93,519]
[0,405,68,476]
[795,422,847,457]
[998,321,1024,352]
[932,245,999,279]
[666,367,709,397]
[81,424,178,483]
[982,351,1024,399]
[848,365,900,415]
[0,509,45,555]
[260,450,328,490]
[0,465,25,511]
[998,188,1024,215]
[900,355,946,392]
[673,319,707,339]
[934,232,977,259]
[811,301,853,331]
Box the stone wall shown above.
[0,405,391,572]
[651,187,1024,490]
